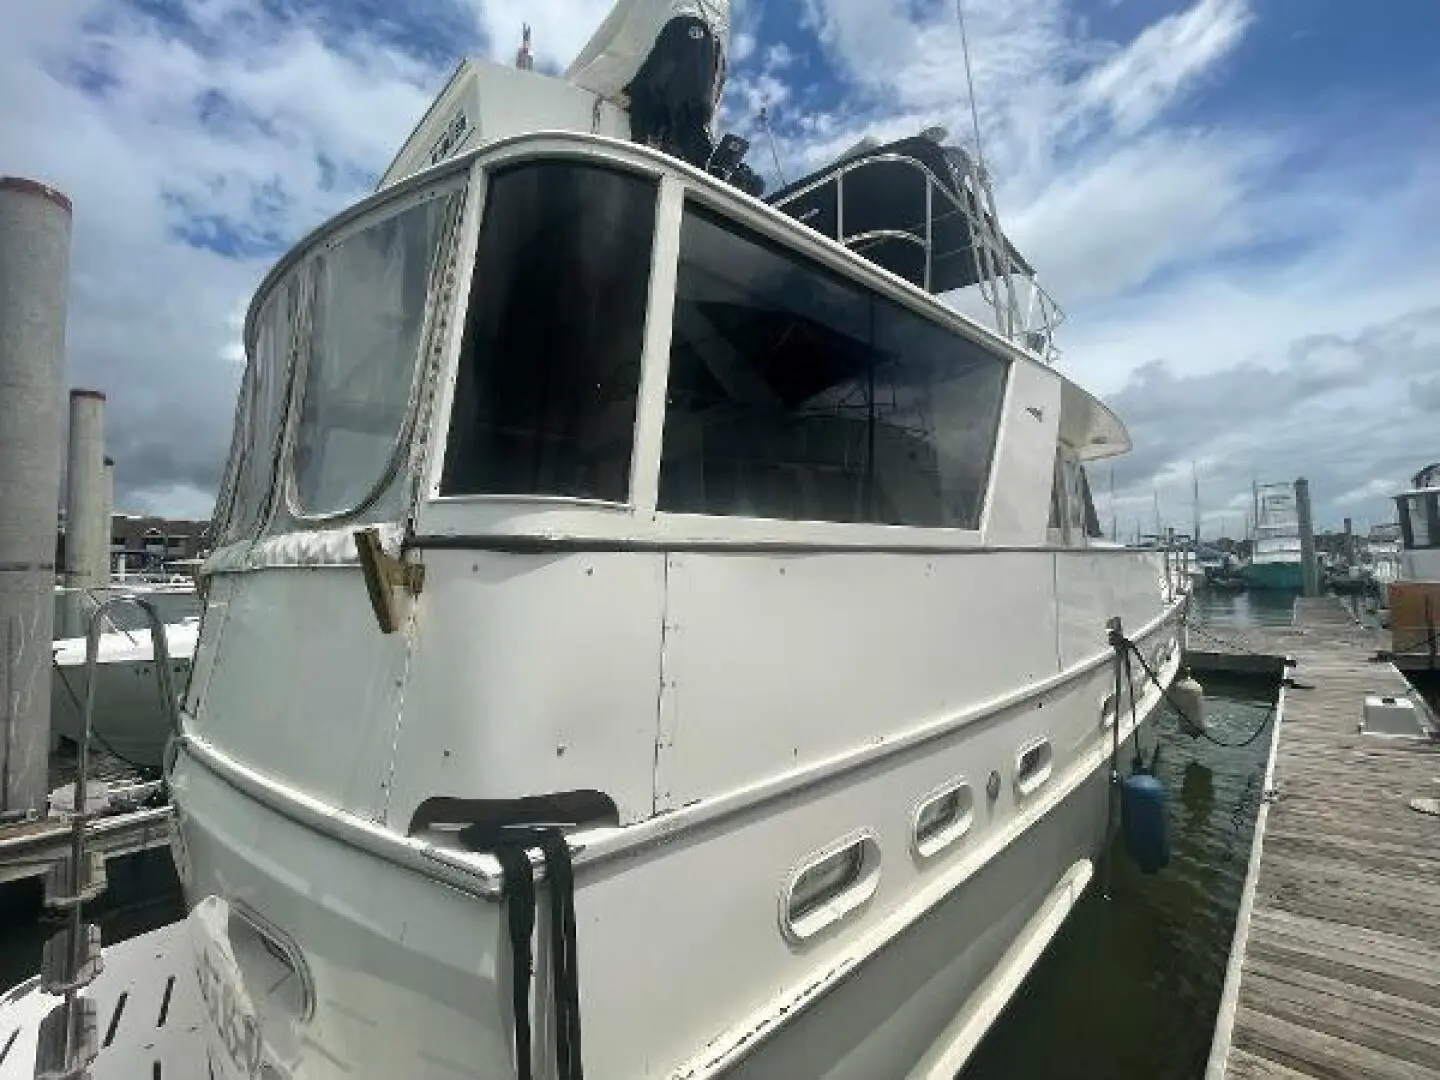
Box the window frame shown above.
[429,157,668,508]
[418,148,679,518]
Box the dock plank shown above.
[1207,597,1440,1079]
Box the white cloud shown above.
[0,0,1431,537]
[471,0,617,71]
[1077,0,1251,135]
[0,0,459,513]
[769,0,1436,530]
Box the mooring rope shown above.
[1118,633,1279,750]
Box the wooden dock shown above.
[0,748,171,887]
[0,804,172,886]
[1204,597,1440,1079]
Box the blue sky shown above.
[3,0,1437,535]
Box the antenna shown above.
[757,105,787,189]
[1109,466,1117,543]
[1191,461,1200,544]
[953,0,986,171]
[953,0,1020,338]
[516,23,534,70]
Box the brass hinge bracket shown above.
[355,528,425,634]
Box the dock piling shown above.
[0,177,73,816]
[1294,476,1320,598]
[60,390,108,637]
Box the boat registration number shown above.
[196,941,264,1078]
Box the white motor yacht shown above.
[1,3,1188,1077]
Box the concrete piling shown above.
[0,177,73,815]
[61,389,108,636]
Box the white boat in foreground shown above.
[50,617,197,767]
[3,3,1187,1077]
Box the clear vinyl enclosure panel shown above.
[213,175,466,545]
[284,190,462,522]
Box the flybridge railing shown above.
[769,146,1065,363]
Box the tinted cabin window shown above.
[658,205,1008,527]
[441,163,657,501]
[1401,494,1439,550]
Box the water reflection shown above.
[1190,587,1299,629]
[962,679,1273,1080]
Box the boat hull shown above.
[50,623,196,767]
[50,660,189,766]
[170,627,1179,1080]
[1243,560,1303,590]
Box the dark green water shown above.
[962,597,1286,1080]
[1190,585,1303,630]
[0,848,184,991]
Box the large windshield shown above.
[440,161,658,501]
[657,204,1009,527]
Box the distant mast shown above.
[516,24,534,70]
[1191,461,1200,545]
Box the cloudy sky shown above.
[4,0,1437,537]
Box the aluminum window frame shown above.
[396,134,1046,549]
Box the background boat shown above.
[1244,482,1303,590]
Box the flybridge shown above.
[374,0,1061,353]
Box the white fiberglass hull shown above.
[171,581,1179,1080]
[50,620,197,767]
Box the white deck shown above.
[0,925,206,1078]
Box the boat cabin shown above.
[210,132,1123,564]
[1396,463,1440,581]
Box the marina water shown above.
[963,590,1288,1080]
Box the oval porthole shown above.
[911,780,974,860]
[1014,738,1053,798]
[780,832,881,944]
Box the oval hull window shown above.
[781,832,881,944]
[911,780,975,859]
[1014,738,1053,798]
